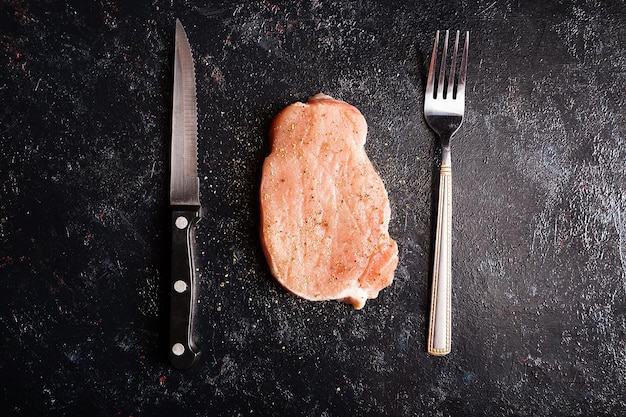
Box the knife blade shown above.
[169,18,201,369]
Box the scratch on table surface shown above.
[553,215,558,247]
[614,209,626,292]
[478,1,497,16]
[403,207,409,233]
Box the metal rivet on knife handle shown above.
[172,343,185,356]
[175,216,188,229]
[174,280,188,293]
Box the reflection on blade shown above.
[170,19,199,206]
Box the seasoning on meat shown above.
[260,93,398,309]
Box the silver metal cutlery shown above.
[424,30,469,356]
[169,19,202,369]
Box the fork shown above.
[424,30,469,356]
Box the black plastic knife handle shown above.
[169,206,201,369]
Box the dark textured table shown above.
[2,1,626,416]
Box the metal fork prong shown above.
[448,31,460,99]
[437,30,449,99]
[456,31,469,100]
[425,30,439,98]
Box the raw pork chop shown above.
[260,94,398,309]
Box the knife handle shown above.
[427,163,452,356]
[169,207,201,369]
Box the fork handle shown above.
[428,161,452,356]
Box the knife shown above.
[169,19,201,369]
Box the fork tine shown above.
[425,30,439,98]
[447,31,460,99]
[456,31,469,99]
[437,30,449,99]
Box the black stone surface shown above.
[2,1,626,416]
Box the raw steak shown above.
[260,94,398,309]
